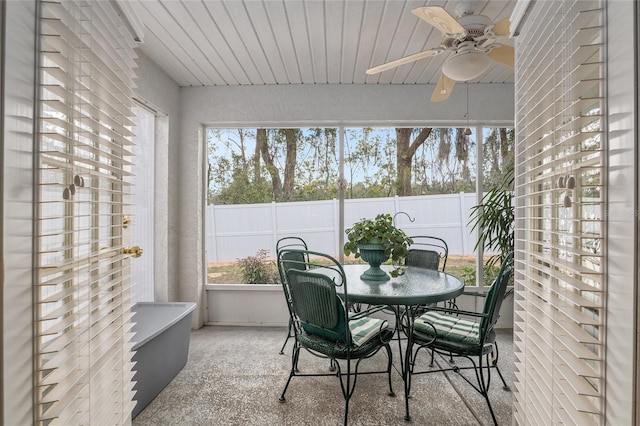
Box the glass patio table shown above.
[338,264,464,306]
[337,264,464,418]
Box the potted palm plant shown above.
[344,213,413,281]
[469,163,515,298]
[469,164,514,268]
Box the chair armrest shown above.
[349,304,387,320]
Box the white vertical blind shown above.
[512,1,605,424]
[35,0,138,424]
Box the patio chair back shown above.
[480,252,514,342]
[286,267,349,344]
[275,237,310,354]
[405,236,448,271]
[277,249,350,342]
[276,237,309,275]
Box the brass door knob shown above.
[123,246,143,258]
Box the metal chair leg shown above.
[279,318,294,355]
[279,345,300,402]
[404,336,414,421]
[329,358,337,372]
[385,344,395,397]
[490,342,510,390]
[477,353,498,426]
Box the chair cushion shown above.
[414,311,480,345]
[298,327,395,359]
[349,316,388,347]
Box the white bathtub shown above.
[131,302,196,418]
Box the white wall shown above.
[135,50,181,304]
[177,83,515,327]
[207,285,289,326]
[183,83,514,128]
[206,286,514,329]
[2,1,36,423]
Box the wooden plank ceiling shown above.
[123,0,515,88]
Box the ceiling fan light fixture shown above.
[442,48,492,81]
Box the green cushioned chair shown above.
[277,249,395,426]
[403,235,449,314]
[275,236,309,355]
[403,252,514,425]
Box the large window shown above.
[205,126,513,286]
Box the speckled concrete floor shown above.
[133,326,513,426]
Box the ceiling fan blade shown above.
[431,72,456,102]
[492,18,511,36]
[412,6,465,35]
[488,44,515,68]
[366,49,441,75]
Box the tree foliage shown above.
[207,127,513,205]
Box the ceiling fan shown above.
[366,2,514,102]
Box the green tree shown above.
[257,128,283,200]
[257,129,303,202]
[298,128,339,200]
[208,129,261,204]
[455,128,471,185]
[207,126,509,205]
[482,128,514,188]
[395,128,432,196]
[280,129,299,201]
[344,128,385,198]
[212,155,272,204]
[371,133,397,197]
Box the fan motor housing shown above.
[441,14,493,49]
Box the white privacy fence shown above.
[205,193,481,263]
